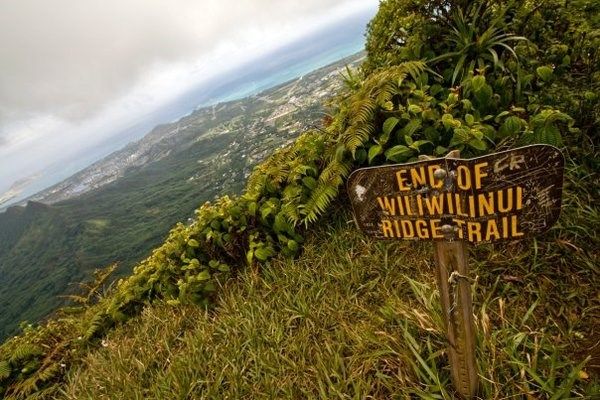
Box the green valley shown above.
[0,53,363,340]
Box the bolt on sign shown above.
[347,145,565,398]
[348,145,564,245]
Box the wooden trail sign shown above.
[347,145,565,398]
[348,145,564,244]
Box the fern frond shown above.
[83,312,108,341]
[9,345,43,364]
[0,361,11,380]
[302,182,340,225]
[33,362,60,384]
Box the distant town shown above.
[3,52,364,210]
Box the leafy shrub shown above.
[364,0,599,143]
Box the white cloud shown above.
[0,0,377,193]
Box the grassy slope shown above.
[63,166,599,399]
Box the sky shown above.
[0,0,378,196]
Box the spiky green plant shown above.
[429,2,527,85]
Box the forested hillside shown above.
[0,0,598,398]
[0,54,360,340]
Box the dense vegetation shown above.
[0,0,598,398]
[0,132,238,340]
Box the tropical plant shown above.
[428,2,527,85]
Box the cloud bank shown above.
[0,0,377,193]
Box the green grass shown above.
[62,186,599,399]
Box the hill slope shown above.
[0,53,363,340]
[63,202,598,398]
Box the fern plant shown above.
[301,61,427,223]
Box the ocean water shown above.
[7,6,377,207]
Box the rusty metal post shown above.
[434,236,478,398]
[433,155,478,398]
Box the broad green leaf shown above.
[424,126,440,142]
[187,239,199,248]
[409,140,432,151]
[385,145,413,162]
[471,75,486,92]
[435,146,448,155]
[260,205,273,220]
[480,124,497,139]
[468,138,487,150]
[354,148,367,164]
[368,145,383,163]
[442,113,455,129]
[196,270,211,281]
[287,240,299,252]
[377,131,390,145]
[430,84,443,95]
[471,128,484,140]
[400,118,422,137]
[465,114,475,126]
[422,109,437,120]
[498,116,522,137]
[536,66,553,82]
[383,117,400,135]
[451,126,471,145]
[408,104,422,114]
[494,110,511,122]
[447,93,459,105]
[474,84,493,106]
[218,263,230,272]
[255,247,274,262]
